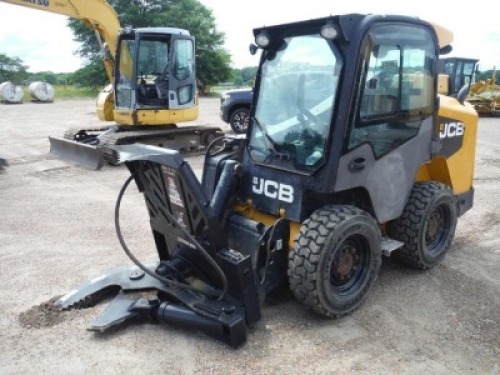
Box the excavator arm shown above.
[0,0,121,81]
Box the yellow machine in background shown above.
[1,0,222,168]
[437,57,500,116]
[438,57,478,97]
[467,68,500,116]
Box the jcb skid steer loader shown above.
[56,14,478,347]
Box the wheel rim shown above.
[425,203,451,256]
[232,111,249,132]
[329,234,370,297]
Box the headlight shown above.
[255,32,271,48]
[320,23,338,40]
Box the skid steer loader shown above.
[56,14,478,347]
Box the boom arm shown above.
[0,0,121,80]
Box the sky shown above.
[0,0,498,73]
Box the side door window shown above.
[349,25,436,158]
[462,61,476,88]
[115,38,135,109]
[169,38,196,108]
[359,45,401,119]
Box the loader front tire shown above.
[388,182,457,269]
[288,205,381,318]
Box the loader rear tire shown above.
[388,182,457,269]
[288,205,381,318]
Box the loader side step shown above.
[381,237,405,257]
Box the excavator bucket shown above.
[49,136,104,170]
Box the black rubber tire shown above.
[388,181,458,269]
[229,107,250,134]
[288,205,382,318]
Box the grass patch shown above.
[54,85,101,99]
[22,85,101,100]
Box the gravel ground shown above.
[0,98,498,374]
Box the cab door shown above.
[335,23,439,223]
[169,36,196,109]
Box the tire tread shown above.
[288,205,380,318]
[388,181,456,269]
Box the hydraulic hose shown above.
[258,218,284,286]
[114,174,228,300]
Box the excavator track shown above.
[63,125,112,144]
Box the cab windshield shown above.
[249,34,342,171]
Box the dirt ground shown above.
[0,98,498,374]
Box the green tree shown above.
[71,60,108,88]
[0,53,28,83]
[68,0,232,92]
[233,66,258,86]
[26,71,58,85]
[476,69,500,85]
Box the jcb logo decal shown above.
[252,177,294,203]
[440,122,464,139]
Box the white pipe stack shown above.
[0,81,24,104]
[29,81,55,102]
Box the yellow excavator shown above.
[1,0,223,169]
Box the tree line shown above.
[475,69,500,83]
[0,52,257,89]
[0,54,71,84]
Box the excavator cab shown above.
[113,28,197,122]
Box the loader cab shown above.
[247,28,342,173]
[114,28,196,111]
[243,15,441,223]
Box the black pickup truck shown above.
[219,88,253,133]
